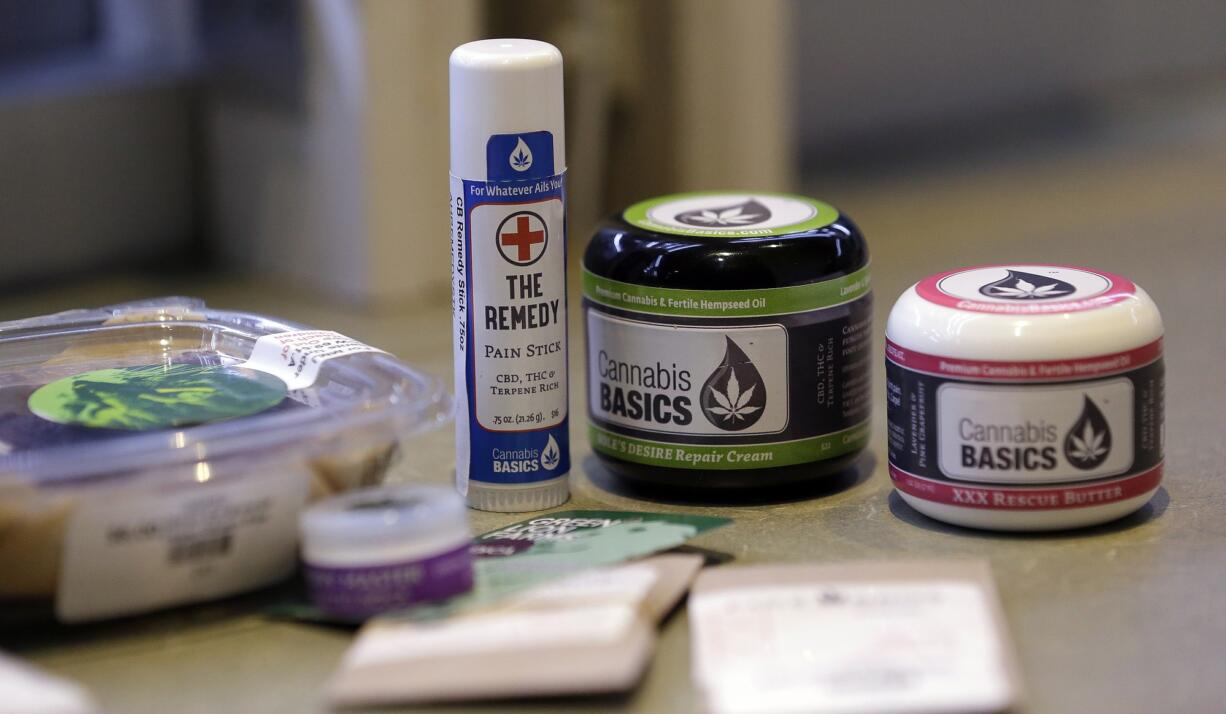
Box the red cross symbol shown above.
[499,214,545,263]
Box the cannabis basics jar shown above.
[886,264,1164,530]
[583,192,872,490]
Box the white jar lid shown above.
[887,264,1163,361]
[300,484,471,568]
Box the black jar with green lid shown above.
[583,191,872,491]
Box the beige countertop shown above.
[4,107,1226,713]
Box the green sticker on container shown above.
[29,364,287,430]
[622,191,839,238]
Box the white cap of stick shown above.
[449,39,566,180]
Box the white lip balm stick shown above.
[450,39,570,511]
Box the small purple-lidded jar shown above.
[299,484,474,618]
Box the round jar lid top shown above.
[621,191,840,239]
[914,264,1136,315]
[300,484,469,552]
[888,264,1162,361]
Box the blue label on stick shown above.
[485,131,555,181]
[454,134,569,485]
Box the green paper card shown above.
[390,509,730,621]
[467,510,730,595]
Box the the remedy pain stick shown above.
[450,39,570,511]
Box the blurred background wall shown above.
[2,0,1225,306]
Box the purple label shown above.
[305,542,474,618]
[470,537,535,558]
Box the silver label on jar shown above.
[935,379,1134,484]
[584,293,873,471]
[886,342,1163,500]
[588,313,789,437]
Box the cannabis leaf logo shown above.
[676,199,772,228]
[1067,421,1107,464]
[707,369,761,423]
[700,336,768,431]
[508,137,533,172]
[540,434,561,470]
[978,269,1076,300]
[1062,395,1112,470]
[985,278,1069,299]
[685,207,763,226]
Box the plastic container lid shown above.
[300,484,471,566]
[0,297,451,485]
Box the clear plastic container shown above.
[0,297,451,622]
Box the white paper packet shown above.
[0,652,99,714]
[689,560,1022,714]
[328,553,703,707]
